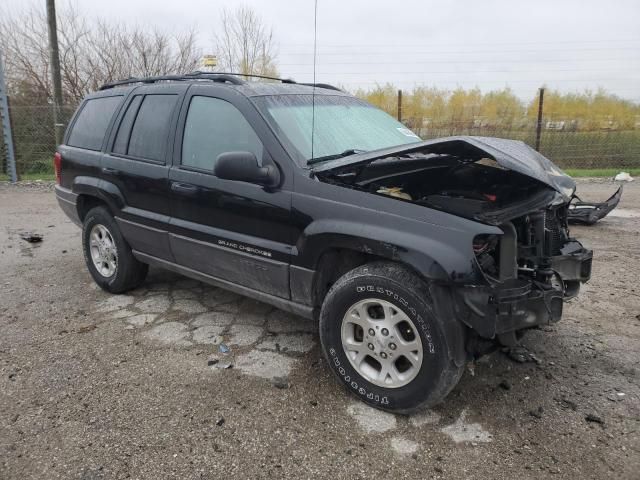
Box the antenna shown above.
[311,0,318,160]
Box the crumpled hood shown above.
[312,136,576,200]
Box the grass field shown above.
[564,168,640,178]
[0,173,56,182]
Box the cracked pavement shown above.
[96,280,317,378]
[1,179,639,479]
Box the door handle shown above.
[102,167,119,175]
[171,182,199,196]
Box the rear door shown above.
[60,93,124,188]
[168,85,295,298]
[102,84,187,261]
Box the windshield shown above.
[253,94,421,166]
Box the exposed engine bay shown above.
[313,136,596,346]
[317,153,559,225]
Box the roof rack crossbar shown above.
[300,82,343,92]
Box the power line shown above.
[278,38,640,48]
[278,66,638,73]
[285,71,639,78]
[317,79,640,88]
[278,57,639,65]
[280,46,640,56]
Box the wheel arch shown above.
[76,194,111,222]
[304,237,450,309]
[72,176,125,221]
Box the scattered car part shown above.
[19,232,43,243]
[567,185,622,225]
[614,171,634,182]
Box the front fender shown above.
[297,219,484,284]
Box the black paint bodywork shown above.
[55,81,593,344]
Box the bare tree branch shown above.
[214,6,278,77]
[0,3,201,105]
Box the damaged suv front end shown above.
[455,181,593,346]
[312,136,593,348]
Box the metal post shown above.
[46,0,65,146]
[397,89,403,122]
[0,50,18,182]
[535,87,545,152]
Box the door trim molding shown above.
[116,216,166,234]
[170,232,286,265]
[132,250,315,320]
[170,216,296,258]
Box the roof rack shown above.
[300,82,343,92]
[99,73,245,90]
[189,71,297,84]
[99,71,341,92]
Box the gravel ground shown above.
[0,179,638,479]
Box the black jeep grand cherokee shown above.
[55,73,592,413]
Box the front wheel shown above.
[319,262,464,414]
[82,206,148,293]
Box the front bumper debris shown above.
[567,186,622,225]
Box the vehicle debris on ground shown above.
[568,186,623,225]
[19,232,43,243]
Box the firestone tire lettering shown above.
[319,261,465,413]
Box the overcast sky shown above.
[5,0,640,101]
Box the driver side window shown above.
[181,96,264,171]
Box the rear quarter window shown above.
[67,96,123,150]
[126,94,178,162]
[112,95,144,155]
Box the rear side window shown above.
[182,96,263,171]
[112,95,143,154]
[126,94,177,162]
[67,96,122,150]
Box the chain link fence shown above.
[1,103,639,178]
[0,125,7,179]
[1,104,76,179]
[413,122,640,170]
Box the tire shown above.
[319,261,465,414]
[82,206,148,293]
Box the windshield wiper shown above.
[307,149,367,165]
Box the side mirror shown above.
[214,151,280,187]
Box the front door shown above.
[168,87,294,298]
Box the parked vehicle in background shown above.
[55,73,593,413]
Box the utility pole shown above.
[535,87,545,152]
[46,0,65,146]
[397,89,403,122]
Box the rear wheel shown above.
[319,262,464,413]
[82,206,147,293]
